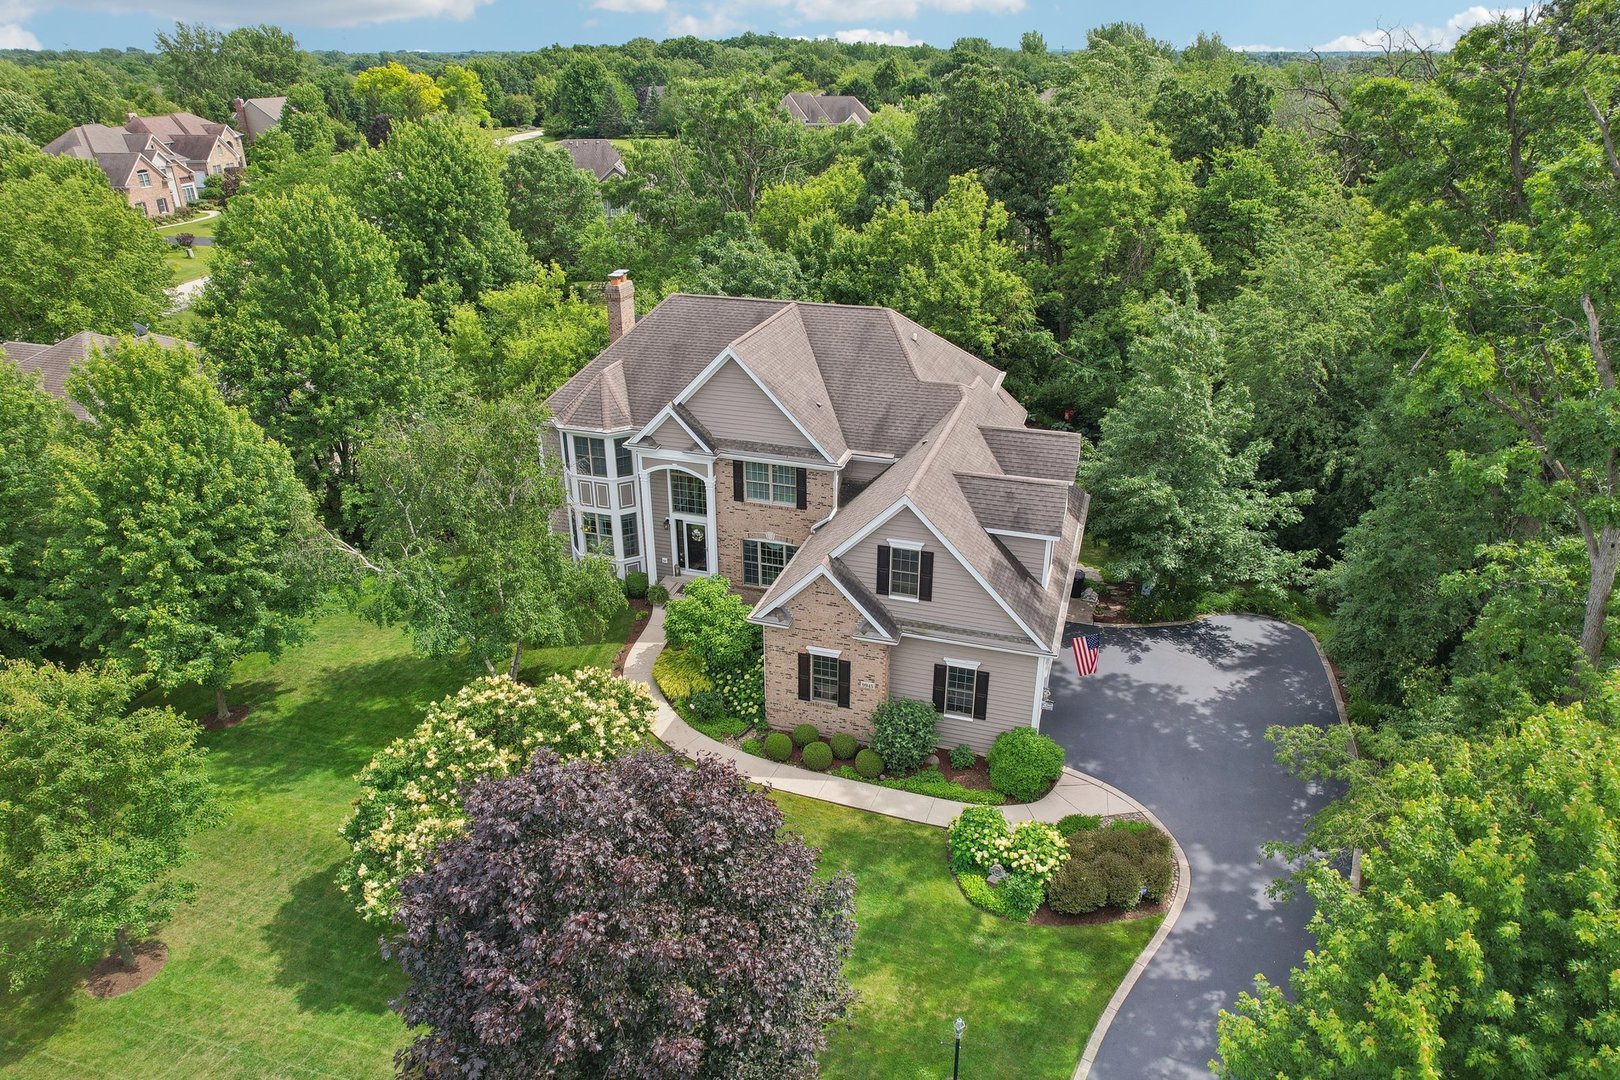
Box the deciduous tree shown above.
[503,140,606,267]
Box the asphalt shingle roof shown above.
[3,331,185,421]
[555,139,626,181]
[780,93,872,126]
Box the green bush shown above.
[1095,852,1142,908]
[763,731,793,762]
[949,743,976,769]
[791,722,821,748]
[987,727,1065,801]
[829,732,859,760]
[712,661,765,727]
[663,575,762,672]
[1141,852,1174,903]
[652,648,711,701]
[1057,813,1102,836]
[647,583,669,605]
[868,698,939,775]
[1003,820,1068,883]
[854,748,884,778]
[688,690,727,727]
[1047,822,1174,915]
[948,805,1011,874]
[623,570,649,599]
[740,736,764,757]
[830,765,1003,804]
[1046,858,1109,915]
[801,741,833,771]
[957,868,1043,922]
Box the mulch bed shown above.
[83,941,168,998]
[201,705,250,730]
[1089,582,1138,625]
[1028,894,1170,927]
[934,752,994,793]
[611,599,655,677]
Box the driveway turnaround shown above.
[1042,615,1342,1079]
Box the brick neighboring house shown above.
[780,92,872,127]
[43,111,245,215]
[545,275,1088,752]
[3,330,187,421]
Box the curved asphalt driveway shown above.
[1043,615,1341,1079]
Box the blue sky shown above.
[0,1,1522,56]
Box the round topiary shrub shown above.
[791,722,821,748]
[1046,857,1108,915]
[854,748,884,778]
[987,728,1065,801]
[764,731,793,762]
[647,583,670,606]
[829,732,858,760]
[949,743,975,769]
[1056,813,1102,837]
[867,698,939,775]
[1095,852,1143,909]
[801,741,833,772]
[623,570,649,599]
[1141,851,1174,903]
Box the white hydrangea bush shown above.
[338,670,655,926]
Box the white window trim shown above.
[743,536,797,587]
[887,544,923,603]
[885,537,924,550]
[942,656,981,670]
[809,653,842,703]
[806,646,843,658]
[941,661,980,720]
[744,460,799,506]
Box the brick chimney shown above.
[605,270,635,343]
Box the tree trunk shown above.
[115,925,136,970]
[508,641,524,680]
[1581,521,1620,668]
[214,684,229,723]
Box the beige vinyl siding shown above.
[890,639,1042,754]
[843,458,892,484]
[684,359,814,449]
[647,475,673,576]
[846,507,1024,638]
[649,415,699,452]
[995,534,1048,581]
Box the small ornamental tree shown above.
[662,575,762,674]
[389,749,857,1079]
[339,670,654,926]
[0,660,214,988]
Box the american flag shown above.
[1072,633,1101,677]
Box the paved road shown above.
[1043,616,1341,1079]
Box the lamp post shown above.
[952,1017,965,1080]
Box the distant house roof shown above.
[555,138,626,181]
[234,96,287,142]
[3,331,186,422]
[780,92,872,127]
[125,111,232,139]
[41,124,167,188]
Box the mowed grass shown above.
[776,794,1160,1080]
[161,242,213,287]
[2,604,1152,1080]
[0,609,631,1080]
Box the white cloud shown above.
[831,27,919,45]
[53,0,492,29]
[1314,6,1525,51]
[793,0,1021,19]
[1229,43,1292,53]
[592,0,666,12]
[0,21,39,46]
[664,5,746,36]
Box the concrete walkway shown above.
[624,603,1150,827]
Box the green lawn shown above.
[161,242,213,287]
[779,794,1158,1080]
[0,605,1152,1080]
[155,213,220,241]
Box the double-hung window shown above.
[614,438,632,477]
[810,655,842,703]
[742,539,797,587]
[743,461,799,505]
[573,436,608,477]
[137,169,151,187]
[889,547,921,599]
[943,663,978,718]
[579,512,613,554]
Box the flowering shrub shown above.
[948,806,1011,874]
[338,671,654,926]
[1002,820,1068,881]
[711,659,764,725]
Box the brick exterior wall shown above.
[762,576,890,742]
[713,457,835,586]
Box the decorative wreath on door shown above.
[689,526,705,542]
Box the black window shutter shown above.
[973,671,990,721]
[733,460,744,501]
[796,468,808,510]
[876,545,890,595]
[932,664,947,712]
[919,551,935,601]
[798,653,811,701]
[837,659,851,708]
[743,540,758,586]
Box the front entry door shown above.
[678,520,707,573]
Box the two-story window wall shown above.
[559,428,644,579]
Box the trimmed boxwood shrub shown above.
[623,570,649,599]
[868,698,938,775]
[987,727,1065,801]
[1046,858,1109,915]
[1046,820,1174,915]
[801,741,833,772]
[1056,813,1102,837]
[1096,852,1142,908]
[854,748,884,778]
[829,732,858,760]
[791,722,821,748]
[763,731,793,762]
[949,743,975,769]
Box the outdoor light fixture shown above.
[952,1017,965,1079]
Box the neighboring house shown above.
[43,111,245,213]
[556,138,627,181]
[233,96,288,145]
[3,330,186,421]
[545,274,1088,752]
[780,92,872,127]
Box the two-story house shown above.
[545,274,1088,752]
[44,111,245,213]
